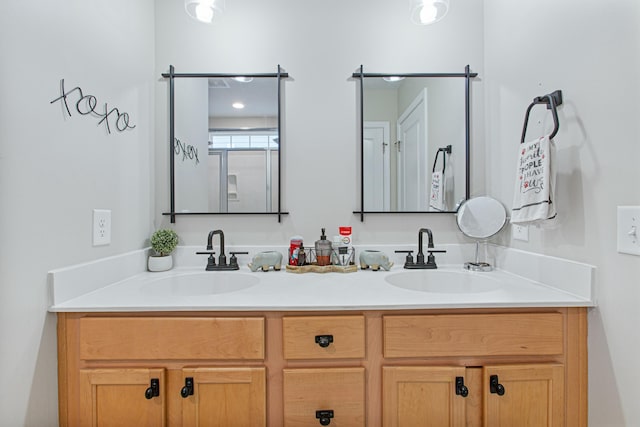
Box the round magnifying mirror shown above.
[456,196,507,240]
[456,197,507,272]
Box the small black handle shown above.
[315,335,334,348]
[455,377,468,397]
[490,375,505,396]
[316,410,334,426]
[229,251,248,268]
[395,250,414,265]
[195,251,216,255]
[181,377,194,398]
[145,378,160,400]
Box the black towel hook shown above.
[520,90,563,143]
[432,145,452,173]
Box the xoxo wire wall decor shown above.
[50,79,136,134]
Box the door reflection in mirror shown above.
[359,69,475,214]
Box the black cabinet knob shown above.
[490,375,505,396]
[455,376,469,397]
[316,410,334,425]
[181,377,194,398]
[144,378,159,400]
[315,335,334,348]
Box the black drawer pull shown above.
[315,335,334,348]
[316,409,334,425]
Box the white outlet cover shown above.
[512,224,529,242]
[93,209,111,246]
[617,206,640,256]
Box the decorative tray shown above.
[285,264,357,274]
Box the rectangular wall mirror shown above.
[354,66,477,220]
[162,65,289,223]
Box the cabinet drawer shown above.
[79,316,264,360]
[283,315,365,359]
[384,313,563,358]
[283,368,365,427]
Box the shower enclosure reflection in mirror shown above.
[161,65,289,223]
[353,65,477,221]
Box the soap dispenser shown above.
[314,228,332,266]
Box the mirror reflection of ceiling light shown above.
[410,0,449,25]
[233,77,254,83]
[184,0,225,24]
[383,76,405,82]
[232,102,245,109]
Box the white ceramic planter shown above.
[148,255,173,272]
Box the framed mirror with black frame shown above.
[162,65,289,223]
[353,65,477,221]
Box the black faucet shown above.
[196,229,247,271]
[396,228,446,269]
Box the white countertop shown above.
[48,244,595,312]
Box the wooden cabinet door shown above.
[181,367,266,427]
[283,367,365,427]
[484,364,565,427]
[382,366,467,427]
[79,368,166,427]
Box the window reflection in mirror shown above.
[360,73,472,214]
[173,76,279,214]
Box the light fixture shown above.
[410,0,449,25]
[185,0,225,24]
[232,102,245,109]
[382,76,405,82]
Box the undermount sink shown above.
[141,272,259,296]
[385,270,502,294]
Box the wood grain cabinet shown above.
[282,316,367,427]
[383,364,565,427]
[283,367,366,427]
[58,314,266,427]
[58,308,586,427]
[381,312,583,427]
[79,368,167,426]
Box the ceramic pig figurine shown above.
[359,250,394,271]
[249,251,283,272]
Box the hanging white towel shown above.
[429,170,446,211]
[511,135,556,224]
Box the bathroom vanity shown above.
[56,308,586,426]
[50,246,593,426]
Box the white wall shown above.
[5,0,636,425]
[154,0,485,247]
[484,0,640,425]
[0,1,155,425]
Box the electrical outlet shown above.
[512,224,529,242]
[617,206,640,256]
[93,209,111,246]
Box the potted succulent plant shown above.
[148,229,179,272]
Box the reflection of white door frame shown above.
[396,89,428,210]
[363,121,390,210]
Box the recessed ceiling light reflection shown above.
[232,102,245,109]
[382,76,405,82]
[233,77,254,83]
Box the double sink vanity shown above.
[50,243,594,426]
